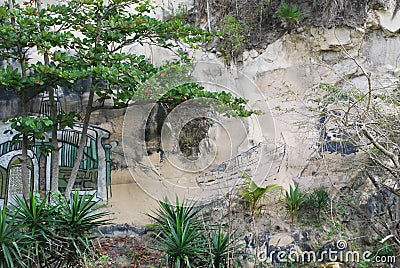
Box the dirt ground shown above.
[95,233,163,268]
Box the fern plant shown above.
[284,184,306,223]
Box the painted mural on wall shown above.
[0,90,113,208]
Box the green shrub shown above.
[219,15,248,64]
[276,2,305,25]
[12,192,58,266]
[305,187,330,220]
[210,225,240,268]
[0,207,29,268]
[54,191,111,266]
[150,197,244,267]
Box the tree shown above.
[0,0,255,199]
[307,54,400,264]
[0,2,67,199]
[35,0,62,194]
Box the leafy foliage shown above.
[0,0,256,197]
[276,2,305,25]
[239,172,281,217]
[162,83,254,117]
[284,184,306,223]
[218,15,248,64]
[3,116,53,141]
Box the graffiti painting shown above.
[0,89,113,208]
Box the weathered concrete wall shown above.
[107,15,400,224]
[1,0,400,225]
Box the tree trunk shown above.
[39,154,46,198]
[21,91,30,200]
[64,89,94,198]
[8,0,30,200]
[206,0,211,32]
[49,87,60,193]
[44,52,60,194]
[65,13,103,199]
[20,46,30,200]
[36,0,60,194]
[21,134,30,200]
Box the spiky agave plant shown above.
[150,197,206,268]
[210,225,242,268]
[54,192,111,267]
[12,192,58,267]
[0,207,31,268]
[305,187,330,220]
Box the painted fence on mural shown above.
[0,90,113,208]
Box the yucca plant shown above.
[285,184,306,223]
[210,226,241,268]
[0,207,30,268]
[0,191,110,267]
[239,172,282,217]
[54,191,111,267]
[150,197,206,268]
[12,192,58,267]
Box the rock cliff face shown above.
[0,0,399,226]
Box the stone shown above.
[249,49,259,58]
[242,50,250,61]
[269,233,294,246]
[322,28,352,49]
[376,9,400,33]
